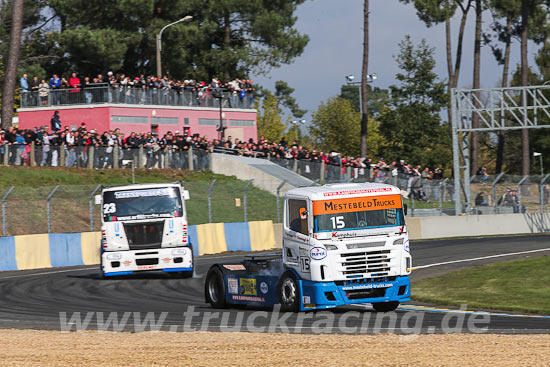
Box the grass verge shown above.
[412,256,550,314]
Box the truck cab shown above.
[280,183,411,311]
[97,183,193,277]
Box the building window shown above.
[111,115,148,124]
[199,118,227,126]
[151,117,178,125]
[229,120,255,127]
[184,117,190,125]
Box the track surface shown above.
[0,234,549,334]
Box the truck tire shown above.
[205,267,227,309]
[372,301,399,312]
[278,272,300,312]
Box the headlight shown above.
[172,248,188,256]
[325,244,338,251]
[393,238,404,246]
[106,253,121,260]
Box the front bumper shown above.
[101,246,192,276]
[299,275,410,311]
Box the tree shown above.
[274,80,306,118]
[1,0,24,130]
[309,98,361,157]
[471,0,483,175]
[378,36,451,168]
[520,0,531,176]
[360,0,370,158]
[339,84,389,116]
[400,0,474,122]
[256,91,285,143]
[23,0,308,81]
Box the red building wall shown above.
[17,104,258,141]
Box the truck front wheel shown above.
[205,267,227,309]
[372,301,399,312]
[278,272,300,312]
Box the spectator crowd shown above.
[1,113,449,201]
[19,71,255,108]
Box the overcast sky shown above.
[254,0,540,124]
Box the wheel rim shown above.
[208,276,220,303]
[281,278,296,305]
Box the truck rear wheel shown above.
[372,301,399,312]
[278,272,300,312]
[205,267,227,309]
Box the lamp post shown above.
[291,119,306,141]
[156,15,193,77]
[345,73,377,115]
[534,151,543,176]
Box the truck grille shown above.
[124,222,164,250]
[340,250,392,279]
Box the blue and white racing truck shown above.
[97,183,193,277]
[205,183,412,312]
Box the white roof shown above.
[103,182,181,193]
[285,183,400,201]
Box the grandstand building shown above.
[17,88,257,141]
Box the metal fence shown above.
[21,85,254,109]
[0,143,210,170]
[0,179,282,237]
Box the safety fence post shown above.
[208,179,216,223]
[320,161,325,183]
[188,147,194,171]
[30,142,36,167]
[2,186,15,236]
[60,144,65,167]
[517,175,529,209]
[540,174,550,214]
[87,146,94,169]
[47,185,60,233]
[243,180,253,222]
[113,143,119,169]
[3,143,8,166]
[138,146,144,168]
[492,172,505,214]
[89,184,102,232]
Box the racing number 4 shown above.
[330,216,345,229]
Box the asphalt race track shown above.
[0,234,549,334]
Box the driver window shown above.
[287,199,308,236]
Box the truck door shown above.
[284,197,312,277]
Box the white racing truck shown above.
[96,182,193,277]
[205,182,411,312]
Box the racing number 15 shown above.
[330,216,345,229]
[300,257,310,272]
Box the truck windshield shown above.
[314,208,403,232]
[102,187,183,221]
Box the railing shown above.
[0,142,210,170]
[20,85,255,109]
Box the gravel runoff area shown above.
[1,330,549,366]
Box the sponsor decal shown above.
[169,219,174,233]
[161,258,171,263]
[404,241,410,253]
[341,283,394,291]
[228,278,239,294]
[300,207,308,220]
[322,187,394,197]
[114,188,172,199]
[302,296,311,304]
[310,247,327,260]
[313,194,402,215]
[223,264,246,271]
[137,265,156,270]
[231,295,265,302]
[116,213,173,221]
[240,278,257,296]
[260,282,269,294]
[122,260,132,266]
[299,248,308,256]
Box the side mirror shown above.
[182,190,190,200]
[94,194,102,205]
[403,204,408,216]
